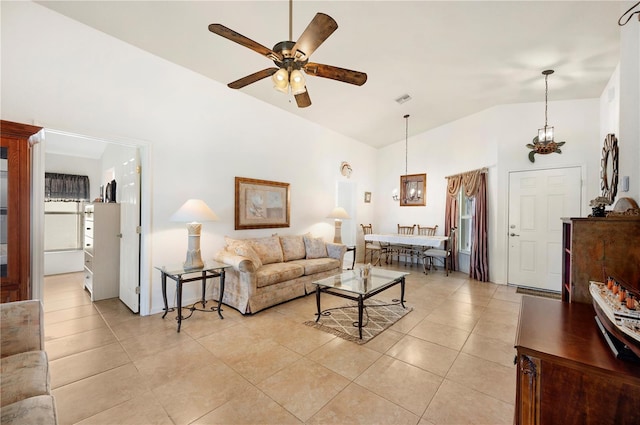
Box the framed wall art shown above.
[235,177,290,230]
[400,173,426,207]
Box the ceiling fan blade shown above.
[291,13,338,61]
[303,63,367,86]
[209,24,282,62]
[228,68,279,89]
[295,90,311,108]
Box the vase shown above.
[591,206,605,217]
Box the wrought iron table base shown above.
[314,276,405,339]
[160,268,225,332]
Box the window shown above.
[458,190,474,254]
[44,201,83,251]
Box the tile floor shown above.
[43,263,522,425]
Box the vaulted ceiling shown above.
[38,1,622,148]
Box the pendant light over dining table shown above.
[393,114,426,206]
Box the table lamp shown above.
[170,199,219,270]
[327,206,350,244]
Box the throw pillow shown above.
[250,236,284,265]
[224,236,240,247]
[280,235,306,261]
[303,235,328,259]
[228,241,262,269]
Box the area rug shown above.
[304,299,412,344]
[516,287,561,300]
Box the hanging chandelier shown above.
[392,114,423,203]
[526,69,566,163]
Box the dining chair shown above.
[417,225,438,236]
[423,227,456,276]
[392,224,416,265]
[415,225,438,268]
[360,224,390,266]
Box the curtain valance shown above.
[446,167,488,198]
[45,173,90,201]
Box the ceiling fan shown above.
[208,0,367,108]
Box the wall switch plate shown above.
[622,176,629,192]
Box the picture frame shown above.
[400,173,426,207]
[364,192,372,203]
[235,177,290,230]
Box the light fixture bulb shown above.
[538,126,554,143]
[289,69,306,95]
[272,68,289,93]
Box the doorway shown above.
[507,166,582,292]
[37,129,151,314]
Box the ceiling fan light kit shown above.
[209,0,367,108]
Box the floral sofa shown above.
[213,234,346,314]
[0,300,58,425]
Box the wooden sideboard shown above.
[562,216,640,303]
[514,296,640,425]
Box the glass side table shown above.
[155,260,231,332]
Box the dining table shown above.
[363,233,448,267]
[364,233,447,247]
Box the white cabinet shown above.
[83,203,120,301]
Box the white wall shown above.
[375,98,600,285]
[1,1,377,314]
[618,2,640,201]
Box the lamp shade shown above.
[327,206,350,220]
[170,199,219,223]
[272,68,289,93]
[289,69,307,95]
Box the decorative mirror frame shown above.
[600,133,619,205]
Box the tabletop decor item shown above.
[589,196,611,217]
[235,177,290,230]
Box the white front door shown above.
[508,167,582,291]
[119,149,141,312]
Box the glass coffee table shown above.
[312,268,409,339]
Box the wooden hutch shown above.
[1,120,42,302]
[515,210,640,424]
[561,215,640,303]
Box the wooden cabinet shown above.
[515,296,640,425]
[83,203,120,301]
[561,217,640,303]
[1,120,42,303]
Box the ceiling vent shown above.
[395,94,412,104]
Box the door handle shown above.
[510,233,520,237]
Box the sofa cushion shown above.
[256,263,304,288]
[303,235,328,259]
[227,241,262,269]
[1,300,44,358]
[279,235,306,262]
[0,395,58,425]
[0,351,50,407]
[250,236,284,265]
[289,258,340,275]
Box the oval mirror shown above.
[600,134,619,205]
